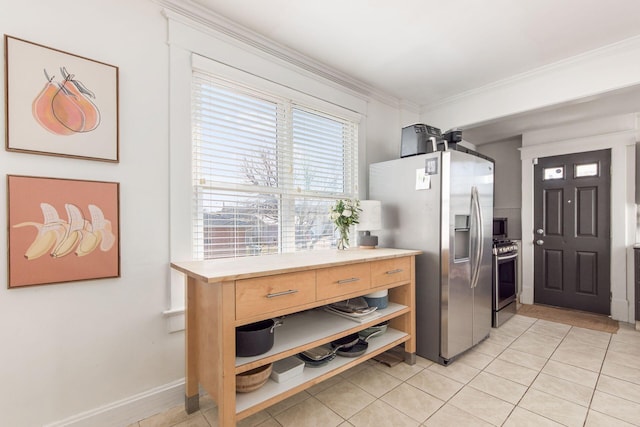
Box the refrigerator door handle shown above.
[470,186,484,289]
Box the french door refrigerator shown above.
[370,149,494,365]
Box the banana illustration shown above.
[15,203,115,260]
[88,204,115,252]
[51,204,86,258]
[13,203,67,260]
[75,222,100,257]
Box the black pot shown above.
[236,319,282,357]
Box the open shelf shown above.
[235,302,409,370]
[235,327,408,415]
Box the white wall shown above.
[0,1,183,425]
[0,1,409,425]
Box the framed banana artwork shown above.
[7,175,120,288]
[4,35,119,162]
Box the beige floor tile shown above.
[414,355,434,368]
[473,339,508,357]
[274,397,343,427]
[265,391,311,416]
[590,390,640,425]
[485,330,518,347]
[202,407,218,426]
[448,386,514,425]
[495,315,536,338]
[237,410,273,427]
[406,369,464,401]
[455,349,494,370]
[173,413,211,427]
[609,339,640,357]
[346,365,402,398]
[427,360,480,384]
[139,404,192,427]
[528,319,571,339]
[484,358,539,386]
[348,400,419,427]
[584,409,637,427]
[423,403,493,427]
[597,375,640,404]
[338,422,354,427]
[370,358,425,381]
[339,360,373,379]
[565,327,611,349]
[531,373,594,407]
[606,350,640,371]
[306,375,343,395]
[550,345,605,372]
[612,324,640,345]
[519,388,588,427]
[509,331,562,359]
[256,418,283,427]
[468,371,528,405]
[541,359,599,388]
[314,379,375,419]
[380,383,444,423]
[497,348,548,371]
[503,407,564,427]
[556,338,607,359]
[127,423,140,427]
[601,359,640,386]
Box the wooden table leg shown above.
[185,276,200,413]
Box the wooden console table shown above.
[171,248,419,426]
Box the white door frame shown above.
[520,129,636,322]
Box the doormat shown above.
[517,304,619,334]
[373,346,405,367]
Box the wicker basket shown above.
[236,363,273,393]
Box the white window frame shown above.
[191,61,360,260]
[164,14,367,329]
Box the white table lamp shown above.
[357,200,382,248]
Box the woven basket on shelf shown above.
[236,363,273,393]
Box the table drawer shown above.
[371,257,411,287]
[235,271,316,320]
[316,263,370,300]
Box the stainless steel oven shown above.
[492,240,518,327]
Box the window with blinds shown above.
[192,71,359,260]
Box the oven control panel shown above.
[493,242,518,255]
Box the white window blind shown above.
[192,71,359,260]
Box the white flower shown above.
[330,212,340,221]
[342,209,352,218]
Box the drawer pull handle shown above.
[266,289,299,298]
[337,277,360,284]
[386,269,403,275]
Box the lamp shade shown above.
[357,200,382,231]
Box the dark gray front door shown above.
[533,149,611,314]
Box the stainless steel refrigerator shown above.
[370,149,494,365]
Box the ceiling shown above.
[190,0,640,143]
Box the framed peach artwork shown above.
[7,175,120,288]
[4,35,119,162]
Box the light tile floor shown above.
[134,315,640,426]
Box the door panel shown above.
[543,249,563,290]
[576,251,597,294]
[534,149,611,314]
[544,189,563,235]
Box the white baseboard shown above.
[44,379,185,427]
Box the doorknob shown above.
[536,228,544,235]
[535,239,544,246]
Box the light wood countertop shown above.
[171,248,421,283]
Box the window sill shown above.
[163,307,185,333]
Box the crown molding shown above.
[154,0,402,108]
[422,34,640,114]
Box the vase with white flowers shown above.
[329,199,361,250]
